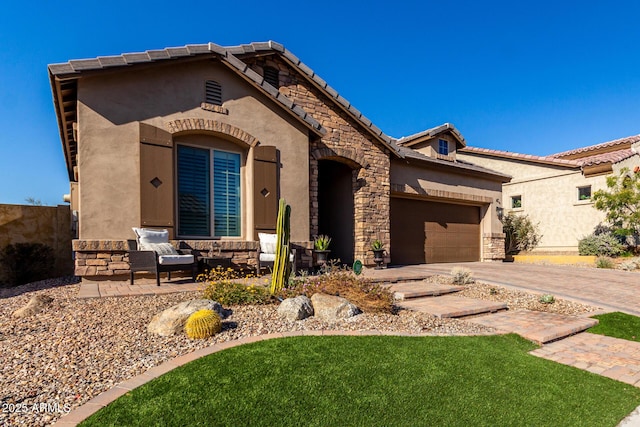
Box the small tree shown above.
[502,212,542,255]
[593,167,640,242]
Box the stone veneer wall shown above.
[482,233,506,261]
[246,57,391,265]
[72,239,313,279]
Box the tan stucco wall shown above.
[458,151,640,252]
[77,61,310,241]
[0,204,74,279]
[410,135,457,159]
[390,160,505,259]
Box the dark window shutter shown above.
[205,80,222,105]
[140,124,174,235]
[253,146,279,239]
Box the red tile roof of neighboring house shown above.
[460,146,581,168]
[570,148,636,166]
[550,135,640,159]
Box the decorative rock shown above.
[147,299,224,336]
[310,293,360,322]
[12,295,54,318]
[277,296,314,321]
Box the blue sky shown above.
[2,0,640,206]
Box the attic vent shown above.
[205,80,222,105]
[263,67,279,88]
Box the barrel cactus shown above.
[184,309,222,339]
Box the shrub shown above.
[502,213,542,255]
[596,256,615,269]
[280,264,394,314]
[539,294,555,304]
[200,266,273,305]
[0,243,55,287]
[578,233,625,257]
[451,267,474,285]
[619,260,638,271]
[185,309,222,339]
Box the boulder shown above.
[310,293,360,322]
[148,299,224,336]
[277,295,314,321]
[13,295,54,318]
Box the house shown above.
[457,135,640,254]
[48,41,510,279]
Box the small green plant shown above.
[620,260,639,271]
[596,256,615,269]
[184,309,222,339]
[489,288,498,295]
[371,239,384,251]
[578,233,625,257]
[200,266,272,305]
[314,235,332,251]
[539,294,555,304]
[451,267,474,285]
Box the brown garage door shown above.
[390,198,480,264]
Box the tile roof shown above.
[49,40,512,180]
[396,145,511,180]
[396,123,467,147]
[460,146,581,168]
[571,149,636,167]
[49,42,326,137]
[550,134,640,159]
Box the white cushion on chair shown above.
[259,252,294,263]
[133,228,170,245]
[158,254,195,265]
[258,233,277,254]
[144,242,178,255]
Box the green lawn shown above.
[80,335,640,427]
[589,311,640,342]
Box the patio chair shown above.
[256,232,296,275]
[129,227,197,286]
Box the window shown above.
[438,139,449,155]
[578,186,591,201]
[177,145,241,237]
[511,195,522,209]
[205,80,222,106]
[263,67,280,88]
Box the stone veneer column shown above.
[482,233,506,261]
[245,57,392,266]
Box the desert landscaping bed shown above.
[1,275,598,426]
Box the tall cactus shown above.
[270,198,291,294]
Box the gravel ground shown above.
[0,277,500,427]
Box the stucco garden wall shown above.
[0,204,74,281]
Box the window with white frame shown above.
[177,145,241,237]
[578,185,591,201]
[438,139,449,155]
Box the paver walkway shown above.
[467,310,598,344]
[390,262,640,316]
[531,333,640,387]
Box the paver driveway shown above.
[378,262,640,316]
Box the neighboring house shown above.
[48,41,509,280]
[458,135,640,254]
